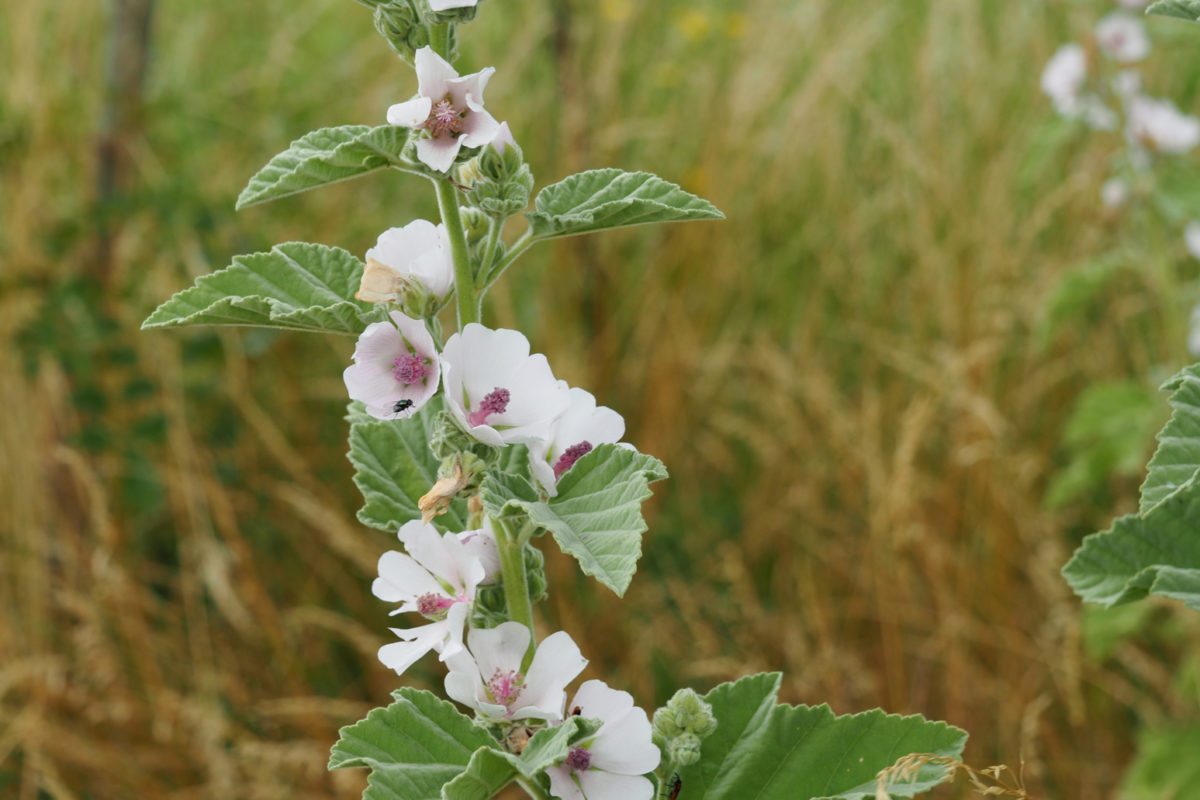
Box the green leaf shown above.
[141,242,372,334]
[236,124,409,209]
[1120,724,1200,800]
[526,169,724,240]
[1062,473,1200,612]
[441,717,602,800]
[479,445,668,596]
[1147,0,1200,22]
[1140,365,1200,513]
[677,674,967,800]
[329,687,495,800]
[350,396,469,533]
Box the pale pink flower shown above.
[357,220,455,304]
[546,680,660,800]
[1096,12,1150,63]
[344,311,439,420]
[372,520,495,676]
[529,387,627,496]
[441,324,571,447]
[387,47,502,172]
[1127,95,1200,154]
[1042,44,1088,116]
[444,622,588,722]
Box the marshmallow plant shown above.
[143,3,968,798]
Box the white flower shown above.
[1102,178,1130,209]
[357,220,455,304]
[445,622,587,722]
[1127,95,1200,154]
[344,310,440,420]
[1096,12,1150,63]
[441,324,572,447]
[387,47,502,172]
[372,520,495,676]
[546,680,661,800]
[1042,44,1088,116]
[529,387,627,496]
[491,121,518,155]
[1113,69,1142,101]
[429,0,477,9]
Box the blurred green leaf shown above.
[677,673,967,800]
[1148,1,1200,23]
[141,242,371,334]
[1045,380,1161,509]
[479,444,667,596]
[1034,255,1133,352]
[1120,724,1200,800]
[328,687,494,799]
[349,396,469,533]
[236,125,409,209]
[526,169,723,240]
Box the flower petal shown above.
[588,708,660,775]
[576,770,655,800]
[546,766,587,800]
[388,97,432,128]
[414,46,458,100]
[416,135,463,172]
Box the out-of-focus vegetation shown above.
[4,0,1200,797]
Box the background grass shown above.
[4,0,1200,797]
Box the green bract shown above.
[1147,0,1200,22]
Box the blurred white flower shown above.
[1112,69,1142,101]
[1127,95,1200,154]
[357,220,455,304]
[372,520,494,676]
[387,47,502,172]
[343,310,439,420]
[1042,44,1088,116]
[441,324,571,446]
[445,622,588,722]
[429,0,478,9]
[529,387,627,496]
[1041,44,1117,130]
[545,680,660,800]
[1102,178,1130,209]
[1096,12,1151,63]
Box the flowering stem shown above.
[490,515,535,668]
[436,178,480,328]
[479,217,502,286]
[429,22,451,62]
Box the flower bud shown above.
[374,1,429,64]
[460,128,534,219]
[652,688,718,769]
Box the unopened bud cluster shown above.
[459,138,534,219]
[652,688,718,769]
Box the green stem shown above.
[429,22,451,61]
[491,515,535,667]
[482,229,536,292]
[479,217,502,287]
[436,178,479,328]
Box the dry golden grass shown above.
[3,0,1198,797]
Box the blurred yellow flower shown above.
[675,10,711,42]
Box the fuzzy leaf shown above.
[441,717,602,800]
[141,242,371,334]
[349,396,469,533]
[1147,0,1200,22]
[1140,365,1200,513]
[329,687,495,800]
[236,125,409,209]
[479,445,667,596]
[526,169,724,240]
[677,673,967,800]
[1063,471,1200,612]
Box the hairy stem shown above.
[491,515,535,668]
[436,179,480,328]
[516,775,552,800]
[482,229,535,291]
